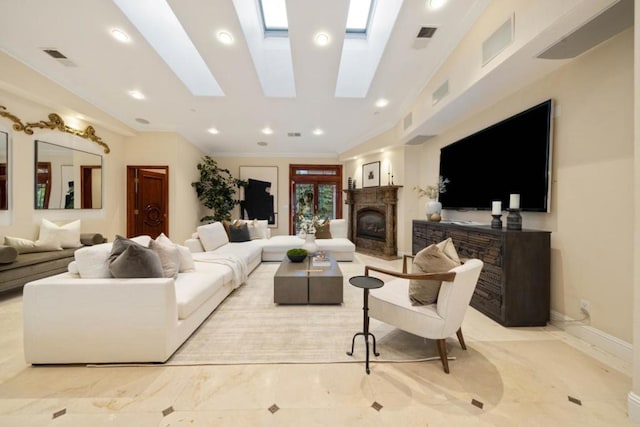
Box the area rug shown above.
[165,260,443,366]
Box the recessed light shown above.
[128,90,145,100]
[111,28,130,43]
[208,127,219,134]
[262,127,274,135]
[312,128,324,136]
[375,98,389,108]
[428,0,447,10]
[217,31,234,45]
[257,141,268,146]
[314,32,330,46]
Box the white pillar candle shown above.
[509,194,520,209]
[492,201,502,215]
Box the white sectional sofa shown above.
[22,220,355,364]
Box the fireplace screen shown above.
[357,209,386,241]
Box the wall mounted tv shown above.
[438,99,553,212]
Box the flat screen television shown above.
[438,99,553,212]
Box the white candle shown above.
[492,201,502,215]
[509,194,520,209]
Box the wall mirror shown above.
[34,140,102,209]
[0,131,7,210]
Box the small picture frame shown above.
[362,161,380,188]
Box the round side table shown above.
[346,275,384,374]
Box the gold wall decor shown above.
[0,105,110,154]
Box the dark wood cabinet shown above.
[413,220,551,327]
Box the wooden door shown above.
[127,166,169,239]
[289,164,342,235]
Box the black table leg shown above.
[346,288,378,374]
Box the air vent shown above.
[43,49,67,59]
[417,27,437,38]
[287,132,301,137]
[432,80,449,106]
[482,14,514,66]
[42,48,77,67]
[405,135,436,146]
[403,113,413,130]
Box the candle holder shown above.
[491,214,503,229]
[507,209,522,230]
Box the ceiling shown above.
[0,0,630,157]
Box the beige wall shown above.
[410,29,633,342]
[631,0,640,416]
[123,132,205,244]
[0,88,127,242]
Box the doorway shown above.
[126,166,169,239]
[289,164,343,235]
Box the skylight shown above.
[259,0,288,33]
[346,0,374,34]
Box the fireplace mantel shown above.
[344,186,402,259]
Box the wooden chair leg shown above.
[436,339,450,374]
[456,328,467,350]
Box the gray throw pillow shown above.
[109,235,143,264]
[409,243,461,305]
[149,239,181,279]
[109,244,164,278]
[229,222,251,242]
[0,245,18,264]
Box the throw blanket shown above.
[192,253,248,289]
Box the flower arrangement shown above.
[297,214,319,235]
[413,176,450,200]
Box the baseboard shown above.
[628,391,640,423]
[549,310,632,364]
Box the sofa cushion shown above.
[156,233,195,272]
[73,243,113,278]
[174,263,227,319]
[229,221,251,242]
[39,219,82,249]
[149,239,181,279]
[409,242,461,305]
[4,236,63,254]
[315,237,355,254]
[328,219,347,238]
[0,245,18,263]
[109,244,164,278]
[197,222,229,251]
[314,219,331,239]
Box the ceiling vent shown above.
[287,132,301,137]
[405,135,436,146]
[403,112,413,130]
[537,0,633,59]
[413,26,437,49]
[42,48,77,67]
[482,14,514,66]
[432,80,449,105]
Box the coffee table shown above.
[274,252,343,304]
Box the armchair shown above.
[365,255,483,373]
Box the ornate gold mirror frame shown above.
[0,105,110,154]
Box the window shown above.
[259,0,289,35]
[346,0,374,34]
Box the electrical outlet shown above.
[580,299,591,316]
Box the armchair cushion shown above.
[409,241,461,305]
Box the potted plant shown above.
[286,248,308,263]
[413,176,450,222]
[191,156,247,223]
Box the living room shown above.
[0,0,639,424]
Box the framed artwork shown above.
[239,166,278,227]
[362,161,380,188]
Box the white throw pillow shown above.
[4,236,62,254]
[130,235,152,247]
[197,222,229,251]
[67,261,80,275]
[246,219,269,240]
[73,242,113,278]
[155,233,195,272]
[39,219,82,249]
[329,219,347,239]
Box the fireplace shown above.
[344,185,401,259]
[357,209,386,241]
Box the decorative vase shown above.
[425,199,442,222]
[302,234,318,254]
